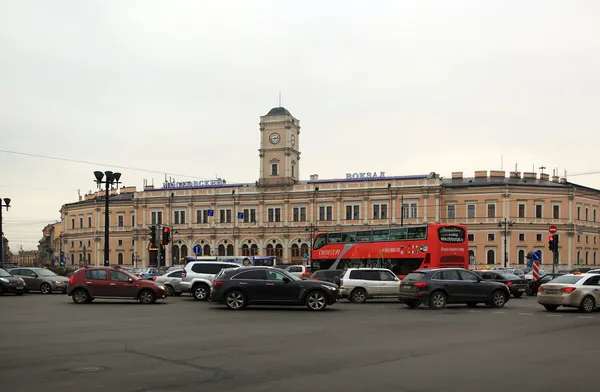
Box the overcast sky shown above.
[1,1,599,250]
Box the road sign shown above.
[193,244,202,255]
[303,253,309,259]
[532,250,541,261]
[532,261,540,280]
[549,225,558,234]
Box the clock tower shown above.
[258,107,301,186]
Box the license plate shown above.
[403,285,412,290]
[545,289,558,294]
[518,288,525,291]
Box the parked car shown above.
[211,266,339,311]
[499,268,526,278]
[538,273,600,313]
[0,268,27,295]
[398,268,510,309]
[180,261,239,300]
[473,270,528,298]
[526,273,565,296]
[9,267,69,294]
[67,266,167,304]
[285,265,312,279]
[338,268,402,303]
[153,268,183,296]
[309,269,344,284]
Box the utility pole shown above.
[0,197,11,267]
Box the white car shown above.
[338,268,401,303]
[180,261,239,300]
[285,265,312,279]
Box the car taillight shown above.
[506,281,513,286]
[538,286,544,293]
[414,282,427,288]
[181,270,187,278]
[152,277,157,281]
[560,287,576,294]
[213,281,225,287]
[339,279,344,287]
[69,276,74,285]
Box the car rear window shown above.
[547,275,585,284]
[404,272,427,281]
[499,273,521,280]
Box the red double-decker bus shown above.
[310,223,468,277]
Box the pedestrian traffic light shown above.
[149,226,156,246]
[162,226,171,245]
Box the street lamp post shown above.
[93,171,122,266]
[305,223,317,270]
[0,197,11,267]
[498,218,514,268]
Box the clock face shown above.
[291,134,296,146]
[269,133,280,144]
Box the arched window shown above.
[468,250,475,266]
[181,245,188,258]
[291,244,300,260]
[266,244,275,256]
[203,244,211,256]
[226,244,234,256]
[486,249,495,265]
[218,244,225,256]
[173,245,180,264]
[250,244,259,256]
[275,244,283,260]
[242,244,250,256]
[118,253,123,265]
[518,249,525,265]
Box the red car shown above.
[67,266,167,304]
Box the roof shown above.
[63,192,134,207]
[307,174,430,185]
[442,176,567,188]
[265,107,291,116]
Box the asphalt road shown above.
[0,293,598,392]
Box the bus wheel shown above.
[350,288,367,304]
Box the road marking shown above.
[518,313,534,316]
[546,314,563,317]
[578,316,594,319]
[492,311,505,314]
[468,310,482,313]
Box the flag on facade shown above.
[207,209,214,216]
[237,212,244,219]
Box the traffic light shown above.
[162,226,171,245]
[548,234,559,252]
[149,226,156,246]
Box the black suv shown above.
[211,266,340,311]
[398,268,511,309]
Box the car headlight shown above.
[324,285,337,291]
[0,278,8,283]
[54,280,63,284]
[159,285,166,290]
[19,278,25,284]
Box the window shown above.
[519,233,525,241]
[234,269,266,280]
[88,216,92,228]
[79,240,82,247]
[356,231,372,242]
[218,244,225,256]
[268,208,281,222]
[71,241,74,248]
[458,270,479,281]
[319,206,333,221]
[293,207,307,222]
[447,204,456,219]
[535,204,542,219]
[118,215,124,227]
[117,253,123,265]
[467,204,475,219]
[373,204,388,220]
[291,165,295,178]
[577,206,581,220]
[578,235,581,242]
[372,229,389,241]
[219,209,232,223]
[266,270,289,281]
[118,240,123,246]
[131,215,135,226]
[434,270,461,280]
[586,235,589,243]
[79,217,83,228]
[71,218,75,229]
[518,249,525,264]
[85,270,107,280]
[487,204,496,218]
[595,209,598,222]
[486,249,495,265]
[488,233,495,241]
[468,233,474,242]
[174,210,186,224]
[271,163,278,176]
[243,208,257,223]
[196,210,204,224]
[402,203,418,219]
[586,207,589,221]
[226,244,234,256]
[518,204,525,218]
[110,270,130,282]
[151,211,163,225]
[553,205,560,219]
[345,205,360,220]
[203,244,211,257]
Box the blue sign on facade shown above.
[237,212,244,219]
[193,244,202,255]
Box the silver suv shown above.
[180,261,239,301]
[339,268,401,303]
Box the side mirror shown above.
[282,277,291,283]
[128,278,133,283]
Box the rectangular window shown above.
[487,204,496,218]
[118,240,123,246]
[467,204,475,219]
[577,206,581,220]
[271,164,278,176]
[79,217,83,228]
[88,216,92,228]
[219,209,232,223]
[519,233,525,241]
[536,234,542,242]
[118,215,124,227]
[403,203,418,219]
[293,207,306,222]
[345,205,360,220]
[300,207,306,221]
[410,203,417,219]
[151,211,162,225]
[250,209,256,223]
[174,211,186,224]
[447,205,456,219]
[268,208,281,223]
[373,204,388,219]
[594,209,597,222]
[71,218,75,229]
[204,210,209,223]
[196,210,203,223]
[488,233,494,241]
[553,205,560,219]
[243,208,257,223]
[468,233,474,242]
[518,204,525,218]
[131,215,135,226]
[535,204,542,219]
[585,208,589,221]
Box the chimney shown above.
[474,170,487,178]
[509,171,520,179]
[490,170,506,178]
[451,172,463,179]
[552,175,559,182]
[559,178,567,184]
[540,173,550,181]
[310,174,319,181]
[523,172,537,179]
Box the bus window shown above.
[356,231,372,242]
[389,227,407,240]
[372,229,389,241]
[342,232,356,243]
[328,232,343,244]
[407,226,427,240]
[314,234,327,249]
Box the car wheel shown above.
[513,292,523,298]
[490,290,507,308]
[225,290,247,310]
[350,288,367,304]
[40,283,52,294]
[543,305,559,312]
[139,289,156,304]
[192,284,209,301]
[306,291,327,311]
[165,285,175,297]
[429,291,447,309]
[580,295,595,313]
[404,300,420,309]
[466,302,477,308]
[72,289,90,304]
